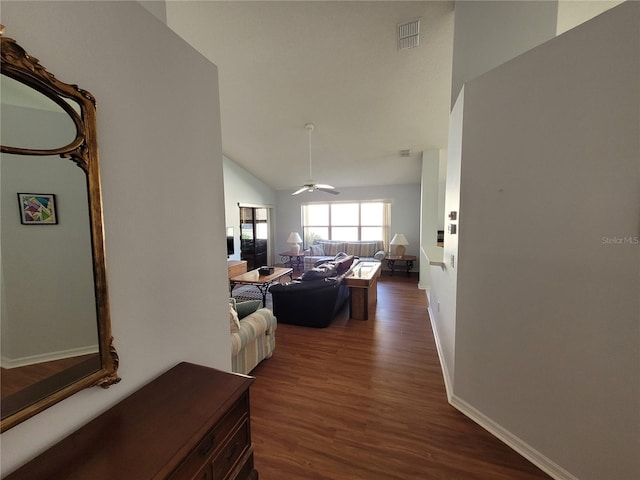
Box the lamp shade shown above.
[287,232,303,244]
[287,232,303,254]
[390,233,408,245]
[389,233,408,256]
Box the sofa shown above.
[269,253,357,328]
[303,239,385,271]
[229,299,277,374]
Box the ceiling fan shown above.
[292,123,340,195]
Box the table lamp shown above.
[389,233,408,256]
[287,232,303,254]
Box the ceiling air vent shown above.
[400,149,413,157]
[398,18,420,50]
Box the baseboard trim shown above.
[426,296,454,401]
[449,395,579,480]
[427,296,576,480]
[1,345,99,369]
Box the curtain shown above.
[382,201,391,252]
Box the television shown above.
[226,227,235,256]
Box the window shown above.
[302,201,391,248]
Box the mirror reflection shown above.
[1,29,119,432]
[1,154,100,419]
[0,75,79,151]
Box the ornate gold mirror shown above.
[0,27,119,432]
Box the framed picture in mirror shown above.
[17,193,58,224]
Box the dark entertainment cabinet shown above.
[240,206,268,270]
[6,363,258,480]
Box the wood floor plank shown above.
[249,274,552,479]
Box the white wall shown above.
[222,155,277,263]
[138,0,167,24]
[426,90,464,395]
[556,0,623,35]
[451,0,558,108]
[450,3,639,479]
[276,184,421,269]
[0,1,230,475]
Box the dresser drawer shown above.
[213,393,248,447]
[169,394,248,480]
[212,421,250,479]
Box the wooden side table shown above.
[279,252,305,271]
[385,255,417,277]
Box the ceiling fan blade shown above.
[318,187,340,195]
[315,184,335,189]
[292,186,308,195]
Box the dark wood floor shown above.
[249,273,552,480]
[1,353,98,397]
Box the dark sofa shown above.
[269,254,355,328]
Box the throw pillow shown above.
[300,262,337,281]
[236,300,262,319]
[374,250,386,260]
[229,303,240,333]
[335,255,355,274]
[309,244,324,256]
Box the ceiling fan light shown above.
[292,123,340,196]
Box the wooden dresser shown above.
[5,363,258,480]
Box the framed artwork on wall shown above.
[17,193,58,225]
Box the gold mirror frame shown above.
[1,28,119,432]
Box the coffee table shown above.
[343,262,382,320]
[230,267,293,307]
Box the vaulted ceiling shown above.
[166,1,454,192]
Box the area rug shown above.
[230,284,273,310]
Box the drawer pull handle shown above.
[199,434,215,456]
[225,441,239,461]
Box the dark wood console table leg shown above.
[404,259,414,276]
[388,259,397,276]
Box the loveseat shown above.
[269,253,356,328]
[229,299,277,374]
[303,239,385,271]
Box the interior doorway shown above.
[240,206,269,270]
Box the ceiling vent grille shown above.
[398,19,420,50]
[400,149,413,157]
